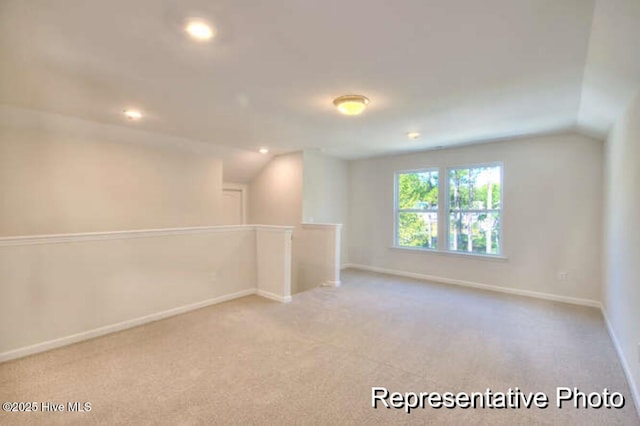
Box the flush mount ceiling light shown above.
[333,95,369,116]
[258,147,269,154]
[407,131,421,140]
[185,20,214,41]
[123,109,142,120]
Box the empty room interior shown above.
[1,0,640,424]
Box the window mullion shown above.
[396,164,502,256]
[399,209,440,212]
[440,167,447,252]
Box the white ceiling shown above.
[578,0,640,137]
[1,0,639,168]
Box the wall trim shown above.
[321,280,341,287]
[0,225,294,247]
[344,264,638,417]
[345,264,601,308]
[222,183,248,224]
[301,223,343,229]
[0,288,256,363]
[255,225,295,233]
[390,245,509,262]
[256,289,292,303]
[1,225,294,363]
[601,307,640,418]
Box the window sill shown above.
[390,246,508,262]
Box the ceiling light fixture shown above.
[407,132,421,140]
[333,94,369,116]
[259,147,269,154]
[123,109,142,120]
[185,20,214,41]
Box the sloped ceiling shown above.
[578,0,640,137]
[0,0,639,181]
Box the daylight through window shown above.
[395,170,439,249]
[395,164,502,256]
[448,165,502,255]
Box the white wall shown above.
[0,105,272,184]
[249,153,304,292]
[348,133,603,303]
[0,225,293,361]
[302,150,349,264]
[603,91,640,410]
[222,183,248,225]
[0,105,297,361]
[256,227,293,302]
[248,152,303,226]
[249,152,342,293]
[302,150,348,224]
[0,108,225,236]
[297,224,342,289]
[0,227,254,358]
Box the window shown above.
[395,169,439,249]
[394,163,503,257]
[447,164,502,255]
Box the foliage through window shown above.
[395,164,502,256]
[448,165,501,255]
[395,170,439,249]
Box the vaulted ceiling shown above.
[1,0,639,167]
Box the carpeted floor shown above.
[0,269,638,425]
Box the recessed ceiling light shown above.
[123,109,142,120]
[407,132,421,140]
[333,95,369,116]
[185,20,214,41]
[259,147,269,154]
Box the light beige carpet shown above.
[0,269,638,425]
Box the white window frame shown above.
[444,162,503,257]
[393,162,505,259]
[394,168,440,251]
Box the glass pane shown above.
[448,212,500,254]
[449,168,470,209]
[449,166,501,210]
[398,212,438,249]
[398,171,438,210]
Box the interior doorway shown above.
[221,184,246,225]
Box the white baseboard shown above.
[0,288,256,363]
[601,308,640,418]
[321,280,341,287]
[346,263,638,416]
[341,263,355,270]
[256,289,292,303]
[1,286,293,363]
[345,264,601,308]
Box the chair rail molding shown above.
[0,224,294,362]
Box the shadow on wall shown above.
[293,224,342,294]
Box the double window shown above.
[395,164,502,256]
